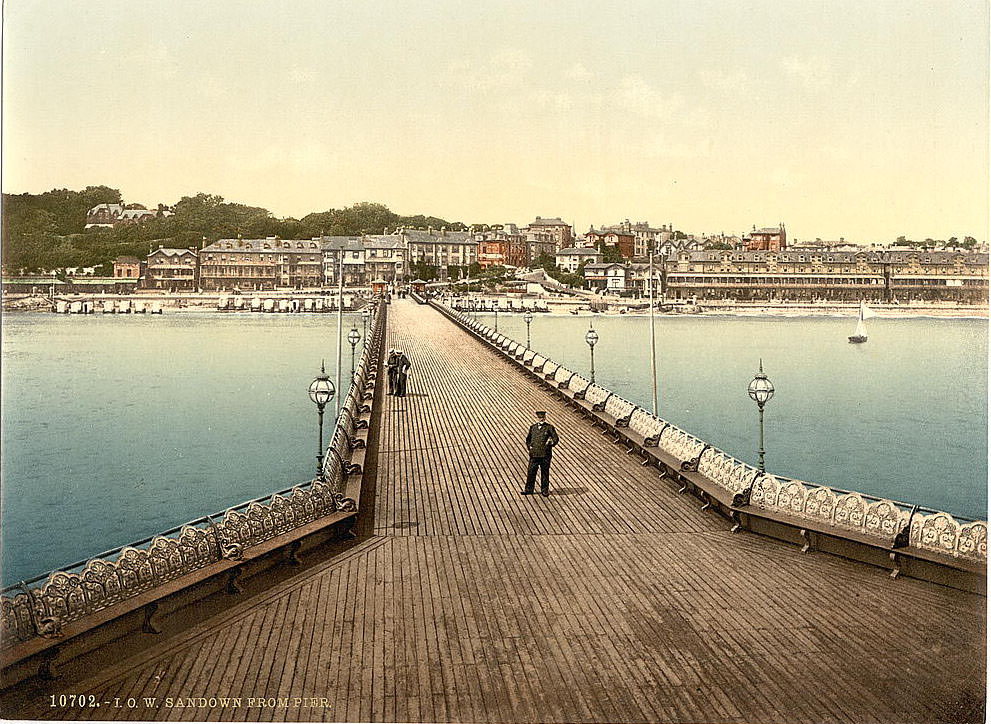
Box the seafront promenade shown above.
[1,298,986,722]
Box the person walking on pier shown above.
[521,410,559,497]
[395,351,412,397]
[386,349,399,395]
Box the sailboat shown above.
[848,301,876,343]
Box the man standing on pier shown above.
[521,410,559,497]
[386,349,399,395]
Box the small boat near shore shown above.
[849,301,876,343]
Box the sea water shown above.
[1,310,986,584]
[1,313,362,585]
[479,311,988,518]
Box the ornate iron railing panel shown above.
[659,426,706,464]
[583,384,611,407]
[697,448,758,497]
[568,373,591,395]
[750,476,911,543]
[603,395,636,423]
[911,514,988,560]
[628,408,663,440]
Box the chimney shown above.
[428,226,433,235]
[442,226,447,237]
[383,226,388,235]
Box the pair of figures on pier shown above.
[386,349,411,397]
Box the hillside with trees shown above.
[2,189,463,273]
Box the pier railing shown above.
[434,301,987,588]
[0,299,386,661]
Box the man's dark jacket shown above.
[526,422,559,458]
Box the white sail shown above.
[861,302,878,320]
[854,317,866,338]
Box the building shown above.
[118,207,157,224]
[523,228,558,264]
[363,235,406,283]
[583,263,628,293]
[662,248,988,303]
[1,276,69,295]
[470,226,524,270]
[198,237,322,291]
[582,227,636,259]
[85,203,170,229]
[86,204,125,229]
[113,256,142,279]
[744,224,787,251]
[605,220,678,257]
[525,217,572,251]
[403,228,477,278]
[555,247,603,273]
[323,237,366,287]
[144,247,198,291]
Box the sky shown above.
[2,0,988,243]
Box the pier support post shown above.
[142,602,163,634]
[38,649,60,680]
[286,540,303,566]
[226,567,244,595]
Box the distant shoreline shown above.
[3,291,988,320]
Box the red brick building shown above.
[582,227,636,259]
[744,224,787,251]
[113,256,142,279]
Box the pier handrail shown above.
[435,301,988,568]
[0,299,387,651]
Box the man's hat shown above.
[535,410,546,417]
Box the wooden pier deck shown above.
[8,299,986,722]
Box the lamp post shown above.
[648,249,659,417]
[335,253,344,418]
[347,327,361,377]
[361,307,370,342]
[308,362,336,481]
[494,299,499,332]
[585,323,599,383]
[747,359,775,473]
[523,309,533,350]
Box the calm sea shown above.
[1,313,364,585]
[477,310,988,517]
[1,310,987,584]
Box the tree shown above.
[1,189,465,273]
[409,261,438,281]
[596,241,623,263]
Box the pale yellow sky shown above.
[3,0,988,243]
